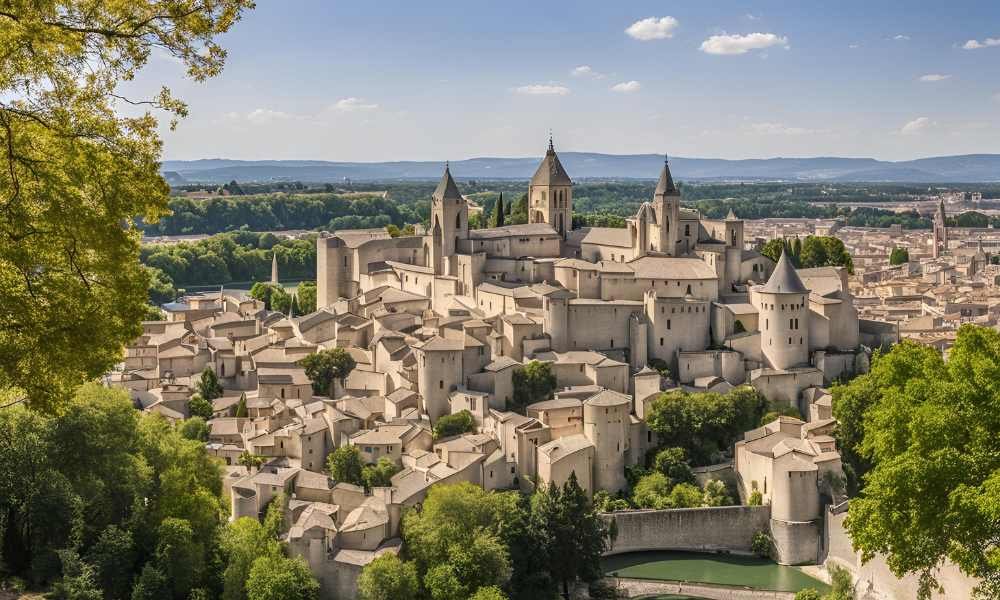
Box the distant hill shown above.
[160,153,1000,184]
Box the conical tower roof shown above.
[654,155,679,196]
[726,208,739,221]
[530,138,572,186]
[760,249,808,294]
[433,163,463,201]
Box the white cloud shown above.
[571,65,604,79]
[963,37,1000,49]
[331,97,379,112]
[699,32,789,55]
[610,80,641,93]
[900,116,933,135]
[514,84,570,96]
[749,122,829,136]
[848,43,861,49]
[893,34,910,41]
[918,74,951,82]
[241,108,293,123]
[745,13,761,21]
[625,16,679,41]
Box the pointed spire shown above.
[433,162,462,201]
[270,252,279,284]
[760,248,808,294]
[726,208,739,221]
[654,153,679,196]
[531,137,572,186]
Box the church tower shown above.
[528,137,573,239]
[651,155,681,256]
[428,163,468,275]
[932,198,948,259]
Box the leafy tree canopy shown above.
[0,0,252,411]
[842,326,1000,599]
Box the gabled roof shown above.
[530,140,572,187]
[759,250,808,295]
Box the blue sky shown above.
[134,0,1000,162]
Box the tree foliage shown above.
[842,326,1000,599]
[357,553,420,600]
[326,445,364,486]
[300,348,357,397]
[245,555,319,600]
[645,386,768,466]
[432,410,475,439]
[511,361,557,413]
[889,247,910,265]
[0,0,252,411]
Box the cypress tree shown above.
[492,192,505,227]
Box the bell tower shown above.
[528,136,573,239]
[428,163,468,275]
[651,155,681,256]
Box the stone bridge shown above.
[607,577,797,600]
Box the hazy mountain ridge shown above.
[161,153,1000,183]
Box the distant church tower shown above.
[427,163,469,275]
[651,155,682,256]
[271,252,279,284]
[932,198,948,258]
[528,137,573,239]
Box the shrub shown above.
[751,531,773,559]
[794,589,822,600]
[748,489,763,506]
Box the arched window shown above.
[456,213,461,229]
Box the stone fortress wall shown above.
[603,505,771,557]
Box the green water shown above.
[603,551,830,594]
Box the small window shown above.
[667,319,671,330]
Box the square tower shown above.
[528,138,573,239]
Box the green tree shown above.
[632,472,671,509]
[509,193,528,225]
[219,516,283,600]
[130,565,169,600]
[760,238,786,262]
[238,451,265,471]
[826,564,855,600]
[86,525,136,600]
[844,326,1000,599]
[180,416,210,442]
[491,193,506,228]
[889,247,910,265]
[196,367,224,401]
[470,586,508,600]
[188,394,215,420]
[48,550,103,600]
[0,0,252,411]
[235,392,248,418]
[154,517,201,600]
[249,282,289,312]
[288,293,301,316]
[357,554,420,600]
[296,281,317,314]
[300,348,357,397]
[432,410,476,439]
[245,555,319,600]
[511,361,557,412]
[646,386,767,466]
[702,479,732,507]
[667,483,704,508]
[361,457,401,489]
[795,588,822,600]
[532,473,608,599]
[327,445,364,485]
[652,447,696,488]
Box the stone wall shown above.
[603,506,771,556]
[823,504,978,600]
[770,519,820,565]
